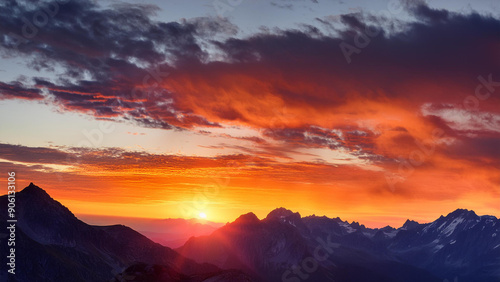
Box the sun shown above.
[198,212,207,219]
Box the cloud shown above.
[1,1,498,129]
[422,104,500,134]
[0,143,70,164]
[1,140,498,224]
[0,0,234,128]
[167,7,500,128]
[0,80,44,100]
[0,0,499,180]
[271,0,319,10]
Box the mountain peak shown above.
[21,182,50,198]
[447,208,478,219]
[401,219,420,230]
[265,207,300,220]
[233,212,260,225]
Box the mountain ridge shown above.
[179,206,500,282]
[0,183,255,282]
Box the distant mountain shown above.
[178,212,316,281]
[0,183,254,282]
[139,218,223,248]
[179,207,500,282]
[79,214,223,248]
[387,209,500,281]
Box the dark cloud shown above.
[2,1,499,118]
[0,143,318,179]
[0,80,43,99]
[163,7,500,130]
[0,143,69,164]
[0,0,499,167]
[408,2,450,23]
[271,0,320,10]
[0,0,233,128]
[443,136,500,165]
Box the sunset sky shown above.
[0,0,499,228]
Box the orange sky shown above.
[3,140,499,228]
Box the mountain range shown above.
[1,183,499,281]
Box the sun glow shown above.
[199,212,207,219]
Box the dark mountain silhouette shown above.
[0,183,255,282]
[111,263,254,282]
[79,214,223,248]
[177,211,315,281]
[179,207,500,282]
[138,218,222,248]
[1,185,499,282]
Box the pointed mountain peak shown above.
[401,219,420,230]
[265,207,301,221]
[26,182,39,189]
[21,182,50,197]
[447,208,478,219]
[233,212,260,225]
[350,221,366,229]
[403,219,418,225]
[380,225,395,231]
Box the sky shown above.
[0,0,499,228]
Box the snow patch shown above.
[434,244,444,252]
[384,230,398,238]
[442,217,464,237]
[339,222,356,234]
[422,221,437,233]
